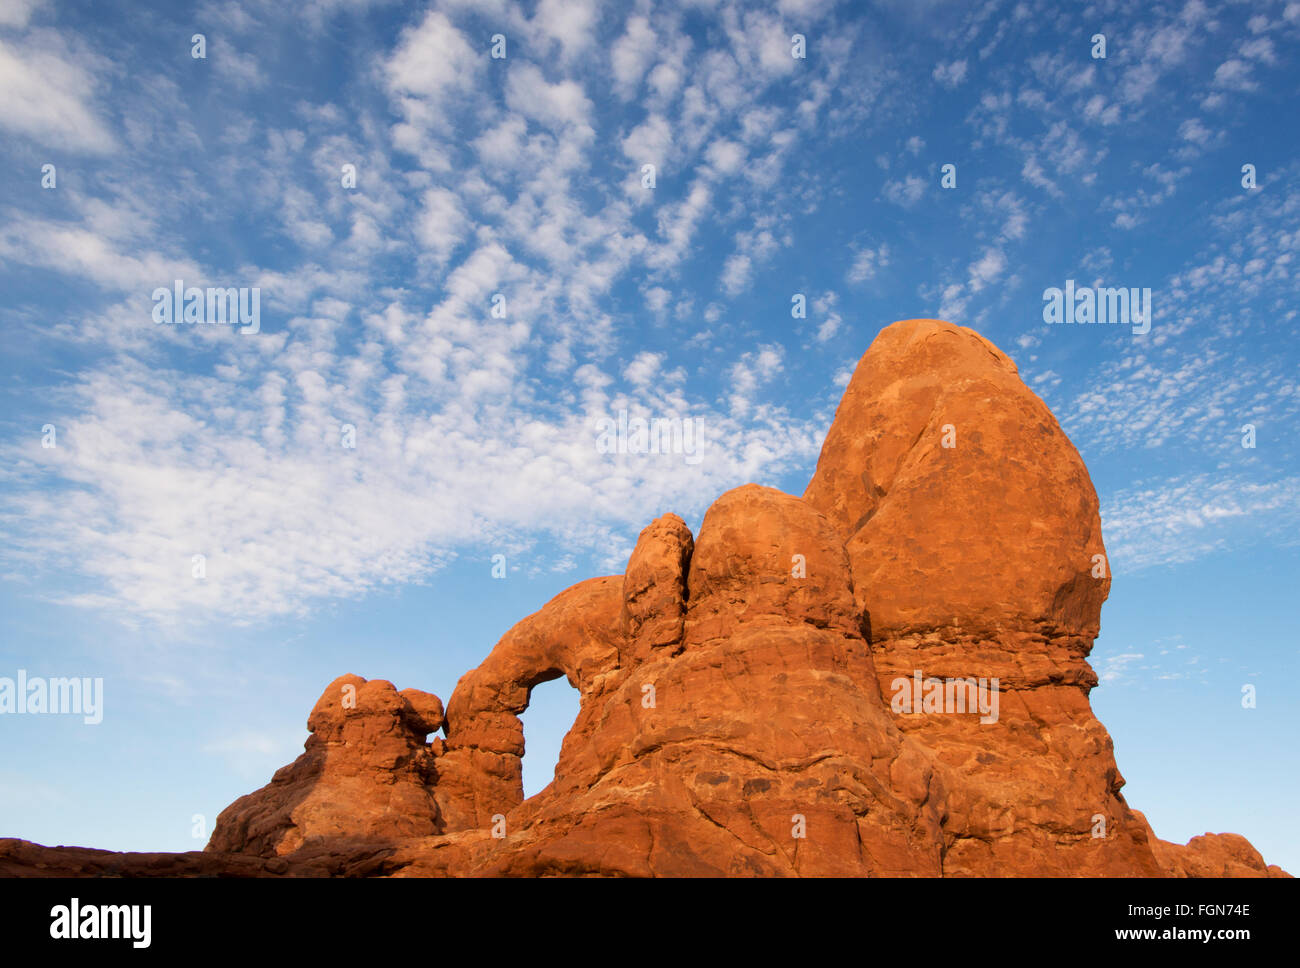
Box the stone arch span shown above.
[434,576,625,831]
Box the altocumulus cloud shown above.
[0,0,862,622]
[2,0,1298,627]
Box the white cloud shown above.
[816,313,842,342]
[1101,475,1300,571]
[967,247,1006,292]
[847,243,889,284]
[724,8,798,79]
[1238,36,1276,64]
[506,62,595,135]
[531,0,598,64]
[213,42,267,89]
[622,113,673,165]
[646,180,712,270]
[643,286,671,313]
[623,351,663,387]
[384,9,484,161]
[385,10,481,100]
[414,188,469,265]
[1021,155,1060,197]
[0,35,116,152]
[937,282,966,321]
[932,59,967,87]
[1212,58,1257,91]
[0,330,826,621]
[1098,652,1145,685]
[728,344,784,415]
[0,0,46,27]
[1082,94,1120,125]
[882,174,926,208]
[720,253,752,296]
[611,13,657,98]
[0,215,201,293]
[1178,118,1212,145]
[474,116,528,168]
[705,138,745,175]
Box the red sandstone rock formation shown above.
[206,675,446,856]
[1,319,1286,878]
[1133,811,1289,878]
[803,319,1149,875]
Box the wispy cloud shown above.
[1102,475,1300,571]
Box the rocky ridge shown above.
[2,319,1286,878]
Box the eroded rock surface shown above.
[803,319,1155,875]
[463,485,944,876]
[206,675,445,856]
[1134,812,1290,878]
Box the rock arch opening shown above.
[519,673,582,799]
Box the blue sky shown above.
[1,0,1297,873]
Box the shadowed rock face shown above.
[3,319,1286,878]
